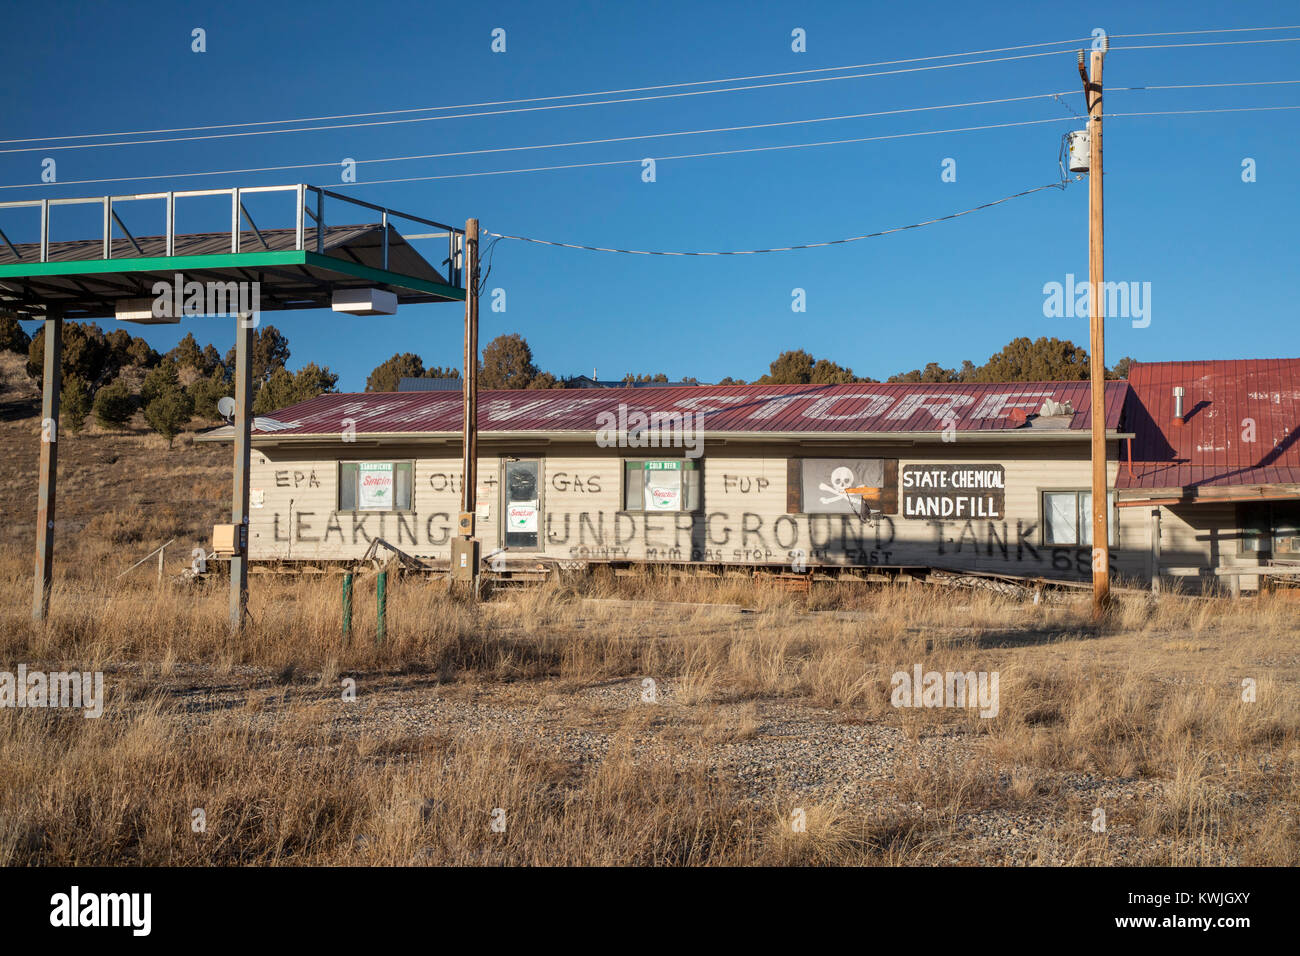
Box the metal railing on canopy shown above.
[0,184,466,288]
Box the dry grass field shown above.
[1,356,1297,866]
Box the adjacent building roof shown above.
[563,375,704,389]
[192,356,1300,496]
[199,380,1130,442]
[398,377,463,391]
[1119,358,1300,491]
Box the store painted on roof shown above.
[198,358,1300,590]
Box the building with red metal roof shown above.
[210,380,1128,440]
[1116,358,1300,587]
[1120,358,1300,493]
[198,363,1298,592]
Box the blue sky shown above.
[3,0,1297,389]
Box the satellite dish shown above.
[217,396,236,422]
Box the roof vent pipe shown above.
[1173,386,1185,424]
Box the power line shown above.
[0,51,1099,155]
[1051,92,1084,119]
[15,73,1291,161]
[476,235,503,295]
[483,181,1074,255]
[1111,24,1300,38]
[0,35,1099,147]
[0,91,1079,189]
[316,104,1300,188]
[1110,79,1300,91]
[11,36,1299,156]
[4,24,1295,147]
[1111,105,1300,117]
[5,100,1294,194]
[0,115,1082,191]
[1109,36,1300,51]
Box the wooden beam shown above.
[1119,488,1300,507]
[1149,507,1161,594]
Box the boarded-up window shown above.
[623,460,701,512]
[339,461,413,511]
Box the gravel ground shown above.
[116,663,1209,865]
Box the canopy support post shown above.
[32,308,61,622]
[229,311,254,631]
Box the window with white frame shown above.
[338,461,413,511]
[1042,490,1116,546]
[622,459,701,512]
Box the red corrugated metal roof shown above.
[249,380,1128,438]
[1119,358,1300,489]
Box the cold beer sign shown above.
[902,464,1006,519]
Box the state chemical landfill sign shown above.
[902,464,1006,519]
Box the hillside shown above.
[0,351,229,568]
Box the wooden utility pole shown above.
[451,219,481,590]
[1079,43,1109,616]
[461,219,480,525]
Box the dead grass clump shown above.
[889,753,1009,816]
[82,507,151,546]
[762,796,937,865]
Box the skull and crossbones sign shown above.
[819,466,860,506]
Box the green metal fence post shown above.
[342,573,353,643]
[376,571,387,645]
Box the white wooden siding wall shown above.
[248,447,501,562]
[245,440,1223,581]
[1159,502,1252,589]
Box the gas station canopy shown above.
[0,184,466,319]
[8,183,471,629]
